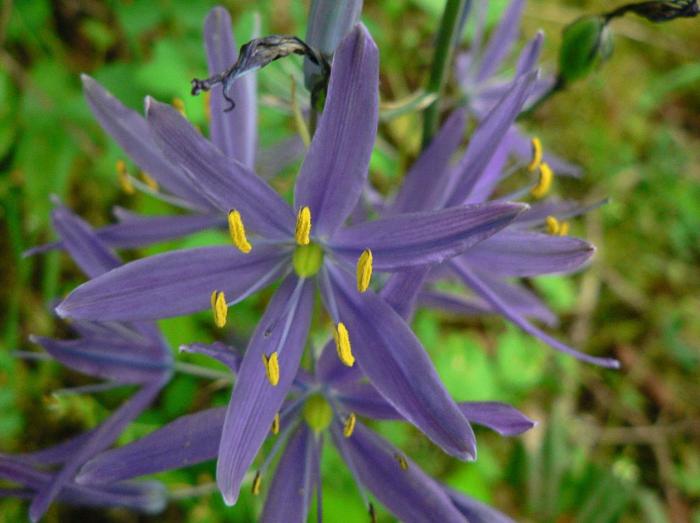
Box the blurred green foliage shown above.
[1,0,699,521]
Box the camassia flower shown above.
[16,205,172,522]
[75,339,535,519]
[57,25,529,501]
[382,63,618,368]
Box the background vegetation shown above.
[1,0,699,521]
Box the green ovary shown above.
[292,242,324,277]
[303,394,333,432]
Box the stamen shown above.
[333,322,355,367]
[227,210,252,253]
[115,160,134,194]
[172,97,187,117]
[527,137,543,172]
[394,453,409,471]
[295,207,311,246]
[262,352,280,386]
[251,471,262,495]
[210,290,228,328]
[545,215,570,236]
[343,412,356,438]
[356,249,373,293]
[271,413,280,435]
[531,162,553,199]
[140,171,159,191]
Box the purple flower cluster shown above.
[5,2,618,521]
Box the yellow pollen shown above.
[172,97,186,117]
[115,160,134,194]
[251,471,262,495]
[343,412,356,438]
[545,215,570,236]
[295,207,312,246]
[210,290,228,328]
[140,171,159,191]
[333,322,355,367]
[531,162,553,199]
[227,210,252,253]
[262,352,280,386]
[527,137,543,172]
[356,249,373,293]
[271,413,280,435]
[394,453,409,471]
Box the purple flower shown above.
[75,338,534,518]
[17,204,172,521]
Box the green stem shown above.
[421,0,467,150]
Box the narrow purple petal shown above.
[328,266,476,460]
[418,290,492,316]
[478,276,558,326]
[179,341,242,374]
[445,487,516,523]
[256,136,305,179]
[29,378,166,521]
[52,205,120,279]
[261,426,315,523]
[389,109,467,214]
[451,259,620,368]
[380,268,430,321]
[335,382,399,419]
[205,7,257,167]
[462,230,595,277]
[217,275,314,506]
[445,71,537,207]
[475,0,525,83]
[56,245,288,321]
[77,408,225,484]
[330,203,527,271]
[146,98,295,239]
[459,402,536,436]
[515,31,544,77]
[463,136,510,204]
[18,432,96,466]
[294,25,379,236]
[30,334,169,384]
[81,75,211,210]
[331,422,467,523]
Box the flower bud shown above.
[558,15,613,84]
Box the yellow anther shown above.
[545,215,570,236]
[227,210,252,253]
[140,171,159,191]
[251,471,262,495]
[115,160,134,194]
[295,207,312,246]
[343,412,356,438]
[527,137,543,172]
[271,413,280,435]
[333,322,355,367]
[172,97,186,117]
[290,77,311,147]
[531,162,553,199]
[262,352,280,386]
[394,453,409,471]
[210,290,228,328]
[356,249,373,293]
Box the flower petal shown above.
[146,98,295,238]
[81,75,211,210]
[294,24,379,236]
[330,203,527,271]
[331,422,467,523]
[56,245,288,321]
[475,0,525,83]
[389,109,467,214]
[77,408,225,485]
[459,402,535,436]
[328,266,476,460]
[451,259,620,368]
[515,31,544,77]
[462,230,595,277]
[179,341,242,374]
[217,275,314,505]
[204,7,257,167]
[445,487,516,523]
[260,426,315,523]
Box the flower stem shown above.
[421,0,467,150]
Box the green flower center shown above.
[302,394,333,432]
[292,242,324,278]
